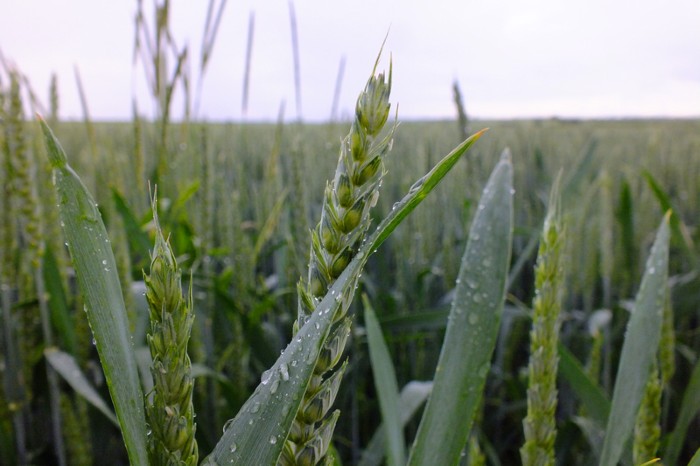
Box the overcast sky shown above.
[1,0,699,122]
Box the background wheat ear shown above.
[520,173,565,466]
[144,194,198,466]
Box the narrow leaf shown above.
[642,171,698,268]
[44,348,119,427]
[359,381,433,466]
[558,344,610,426]
[689,448,700,466]
[408,150,514,466]
[39,117,149,466]
[204,130,487,465]
[663,353,700,465]
[363,294,406,466]
[598,213,670,466]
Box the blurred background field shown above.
[2,109,700,463]
[2,0,700,464]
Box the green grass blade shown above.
[408,150,514,466]
[598,213,670,466]
[39,117,149,466]
[642,171,698,268]
[204,130,487,466]
[363,294,406,466]
[689,447,700,466]
[558,344,610,426]
[44,348,119,427]
[359,381,433,466]
[663,353,700,465]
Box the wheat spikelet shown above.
[144,199,198,466]
[281,57,394,466]
[521,179,564,466]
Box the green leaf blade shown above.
[44,348,119,426]
[557,344,610,427]
[408,151,514,466]
[598,214,671,466]
[363,295,406,466]
[39,118,148,466]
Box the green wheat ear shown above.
[144,195,198,466]
[521,175,565,466]
[282,55,394,466]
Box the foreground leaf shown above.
[203,130,487,465]
[40,118,149,466]
[598,213,670,466]
[364,295,405,466]
[408,150,514,466]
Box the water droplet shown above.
[229,443,237,454]
[468,313,479,325]
[250,401,260,413]
[280,363,290,381]
[473,293,482,304]
[481,258,492,267]
[269,435,277,445]
[649,267,656,275]
[222,419,234,433]
[102,259,107,265]
[270,379,280,394]
[261,368,273,385]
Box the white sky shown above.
[1,0,699,122]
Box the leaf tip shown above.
[38,115,68,169]
[663,209,672,223]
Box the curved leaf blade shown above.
[39,118,148,466]
[408,150,514,466]
[204,130,487,465]
[598,213,670,466]
[44,348,119,426]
